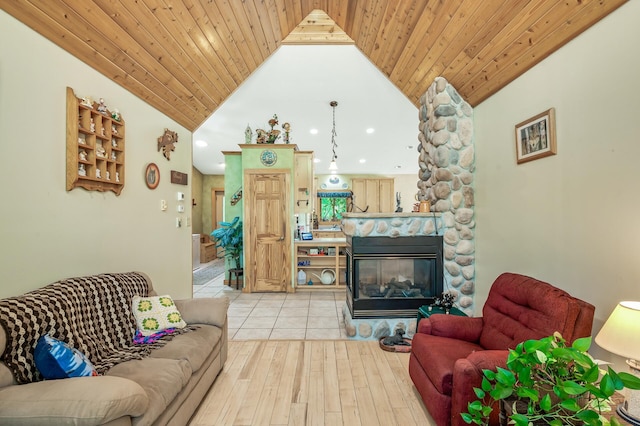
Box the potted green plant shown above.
[210,216,243,270]
[462,332,640,426]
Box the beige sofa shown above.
[0,272,228,425]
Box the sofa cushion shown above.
[34,334,97,379]
[0,376,148,425]
[107,357,191,425]
[150,324,222,373]
[132,295,187,336]
[412,333,483,395]
[175,297,229,328]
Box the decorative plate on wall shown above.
[260,149,277,167]
[145,163,160,189]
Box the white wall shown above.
[474,2,640,361]
[0,11,194,299]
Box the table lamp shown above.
[595,301,640,424]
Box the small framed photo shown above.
[145,163,160,189]
[515,108,557,164]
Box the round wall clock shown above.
[145,163,160,189]
[260,149,277,167]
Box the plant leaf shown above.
[539,393,552,411]
[473,387,485,399]
[599,374,616,396]
[572,336,592,352]
[510,413,529,426]
[559,380,586,395]
[559,398,581,412]
[618,370,640,389]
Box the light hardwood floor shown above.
[189,340,435,426]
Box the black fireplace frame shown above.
[346,235,444,318]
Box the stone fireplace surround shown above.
[339,77,475,340]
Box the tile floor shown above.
[193,264,349,340]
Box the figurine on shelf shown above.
[79,150,87,161]
[105,171,110,181]
[111,109,121,122]
[96,169,101,179]
[96,142,106,158]
[78,135,85,145]
[100,127,105,137]
[90,118,96,133]
[111,151,116,161]
[111,124,117,135]
[97,98,108,114]
[115,172,120,182]
[111,138,117,148]
[80,96,93,109]
[78,164,86,176]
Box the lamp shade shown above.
[595,301,640,360]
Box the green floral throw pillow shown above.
[132,295,187,336]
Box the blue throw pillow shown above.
[34,334,97,379]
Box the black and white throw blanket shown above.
[0,272,191,384]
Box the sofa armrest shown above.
[418,315,484,343]
[450,350,509,426]
[0,376,148,425]
[175,297,229,328]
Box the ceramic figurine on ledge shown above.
[245,124,252,144]
[97,98,108,114]
[282,122,291,144]
[111,151,116,161]
[96,169,101,179]
[78,136,85,145]
[105,171,110,181]
[78,164,86,176]
[101,127,105,137]
[80,96,93,109]
[96,143,106,158]
[111,124,117,135]
[111,109,120,122]
[90,118,95,133]
[79,150,87,161]
[115,172,120,182]
[112,138,117,147]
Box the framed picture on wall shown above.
[515,108,557,164]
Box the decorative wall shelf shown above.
[66,87,125,195]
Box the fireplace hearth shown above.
[346,235,443,318]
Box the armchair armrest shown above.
[418,315,484,343]
[0,376,148,425]
[450,350,509,426]
[175,297,229,328]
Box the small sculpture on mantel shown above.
[244,124,253,144]
[282,122,291,144]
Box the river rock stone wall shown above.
[417,77,475,312]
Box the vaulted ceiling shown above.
[1,0,626,131]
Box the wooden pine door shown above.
[244,170,291,292]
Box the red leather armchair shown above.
[409,273,595,426]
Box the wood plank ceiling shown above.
[0,0,627,131]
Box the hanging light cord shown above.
[330,101,338,162]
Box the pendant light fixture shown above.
[329,101,338,171]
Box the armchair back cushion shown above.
[409,272,595,426]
